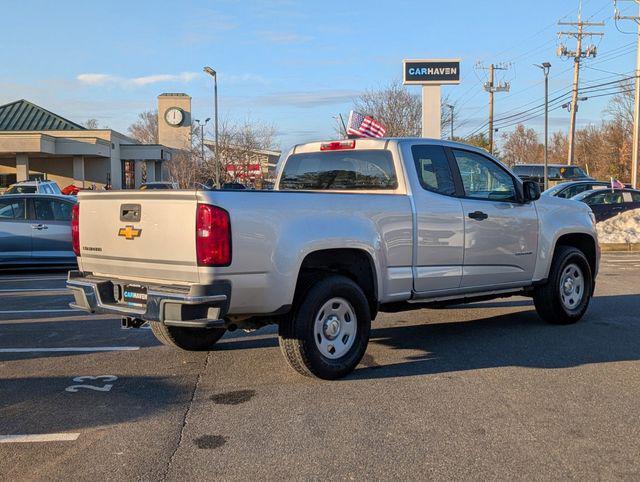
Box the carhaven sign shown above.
[403,59,461,85]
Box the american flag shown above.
[611,177,625,189]
[346,111,386,138]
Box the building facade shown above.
[0,99,172,190]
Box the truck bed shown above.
[76,189,413,314]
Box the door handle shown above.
[31,224,48,230]
[468,211,488,221]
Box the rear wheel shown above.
[533,245,593,325]
[278,275,371,379]
[150,322,225,351]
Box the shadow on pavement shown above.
[0,375,192,434]
[350,293,640,380]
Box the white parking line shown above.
[0,433,80,443]
[0,309,78,314]
[0,346,140,353]
[0,289,70,293]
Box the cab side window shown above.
[411,145,456,196]
[586,191,623,205]
[451,149,518,202]
[34,199,73,221]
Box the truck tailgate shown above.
[76,190,199,283]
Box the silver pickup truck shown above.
[68,138,599,379]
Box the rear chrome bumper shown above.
[66,271,230,329]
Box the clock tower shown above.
[157,93,192,151]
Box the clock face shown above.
[165,107,184,126]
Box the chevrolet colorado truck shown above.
[68,138,599,379]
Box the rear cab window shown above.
[280,150,397,190]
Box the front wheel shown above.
[278,275,371,379]
[150,322,226,351]
[533,245,593,325]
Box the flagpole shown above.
[338,114,348,138]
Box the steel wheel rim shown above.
[559,263,585,311]
[313,297,357,359]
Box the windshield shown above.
[5,185,36,194]
[572,189,613,201]
[548,166,588,179]
[141,183,172,190]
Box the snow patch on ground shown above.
[597,208,640,243]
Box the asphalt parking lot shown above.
[0,253,639,481]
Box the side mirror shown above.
[523,180,541,202]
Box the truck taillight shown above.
[196,204,231,266]
[320,140,356,151]
[71,203,80,256]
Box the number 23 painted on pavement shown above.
[65,375,118,393]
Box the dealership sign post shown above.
[403,59,460,138]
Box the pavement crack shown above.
[161,351,211,481]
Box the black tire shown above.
[278,275,371,380]
[150,322,225,351]
[533,245,593,325]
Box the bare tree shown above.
[83,118,99,129]
[341,82,457,139]
[464,132,492,153]
[548,131,569,165]
[201,118,277,187]
[351,81,421,137]
[166,146,201,189]
[500,124,543,166]
[605,80,633,136]
[128,110,158,144]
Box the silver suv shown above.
[4,180,62,195]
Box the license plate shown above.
[122,284,147,306]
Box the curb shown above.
[599,243,640,252]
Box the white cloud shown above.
[76,72,200,88]
[130,72,199,86]
[76,73,118,85]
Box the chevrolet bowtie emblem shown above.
[118,225,142,240]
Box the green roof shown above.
[0,99,86,131]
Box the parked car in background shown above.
[512,164,593,190]
[543,180,612,199]
[221,182,247,190]
[4,180,62,195]
[140,182,178,190]
[0,194,76,266]
[572,188,640,222]
[62,184,87,196]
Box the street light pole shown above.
[203,66,219,188]
[445,104,454,139]
[535,62,551,191]
[194,118,211,164]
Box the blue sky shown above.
[0,0,636,152]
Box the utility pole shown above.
[478,62,510,154]
[445,104,454,139]
[535,63,552,190]
[557,9,604,165]
[615,0,640,188]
